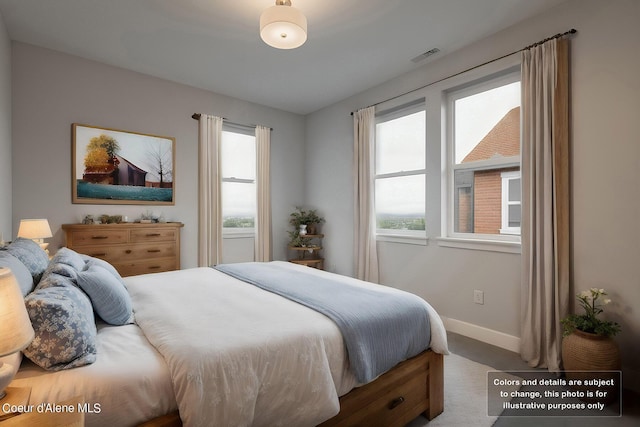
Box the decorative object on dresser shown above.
[16,219,52,252]
[287,207,325,269]
[62,222,183,277]
[72,123,176,205]
[0,268,35,399]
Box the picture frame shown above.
[72,123,176,205]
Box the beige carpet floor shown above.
[406,353,519,427]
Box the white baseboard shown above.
[441,316,521,353]
[441,317,640,393]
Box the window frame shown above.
[374,100,427,242]
[221,123,256,238]
[444,69,522,244]
[500,171,521,235]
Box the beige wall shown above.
[306,0,640,391]
[10,42,307,267]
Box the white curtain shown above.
[520,38,570,372]
[353,106,379,283]
[198,114,224,267]
[255,125,271,262]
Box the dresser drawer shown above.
[76,242,177,263]
[130,228,177,243]
[67,229,129,246]
[114,258,178,277]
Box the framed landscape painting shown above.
[72,124,176,205]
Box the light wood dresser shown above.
[62,222,183,277]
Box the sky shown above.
[454,81,520,163]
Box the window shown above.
[447,72,521,241]
[500,171,521,235]
[221,126,256,234]
[375,101,426,237]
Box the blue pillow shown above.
[6,238,49,284]
[76,262,133,326]
[51,247,86,271]
[0,252,34,296]
[23,285,97,371]
[80,255,123,284]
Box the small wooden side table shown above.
[0,390,84,427]
[0,387,31,422]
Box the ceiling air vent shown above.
[411,48,440,63]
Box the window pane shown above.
[450,75,521,239]
[508,205,521,228]
[221,131,256,180]
[454,167,521,235]
[454,81,520,165]
[376,110,425,175]
[508,178,521,202]
[375,175,425,230]
[222,181,255,228]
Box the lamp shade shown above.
[17,218,53,240]
[0,267,35,357]
[260,1,307,49]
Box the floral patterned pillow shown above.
[23,279,97,371]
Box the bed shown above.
[1,239,447,427]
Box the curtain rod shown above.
[191,113,273,131]
[351,28,577,115]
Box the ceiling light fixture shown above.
[260,0,307,49]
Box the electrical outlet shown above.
[473,290,484,305]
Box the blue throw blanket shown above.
[214,262,431,383]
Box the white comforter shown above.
[125,263,449,427]
[126,267,355,427]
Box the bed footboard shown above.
[318,349,444,427]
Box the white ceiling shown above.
[0,0,568,114]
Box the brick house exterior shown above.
[460,107,520,234]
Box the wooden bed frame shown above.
[139,349,444,427]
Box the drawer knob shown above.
[147,249,161,253]
[149,266,161,270]
[125,250,132,254]
[91,236,109,240]
[90,253,107,257]
[388,396,405,410]
[146,233,162,237]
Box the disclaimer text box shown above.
[488,371,622,417]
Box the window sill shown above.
[376,234,428,246]
[436,237,520,254]
[222,229,255,239]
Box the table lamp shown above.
[17,218,53,251]
[0,267,35,399]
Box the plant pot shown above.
[561,329,621,404]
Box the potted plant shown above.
[289,207,325,235]
[561,288,621,338]
[561,288,621,402]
